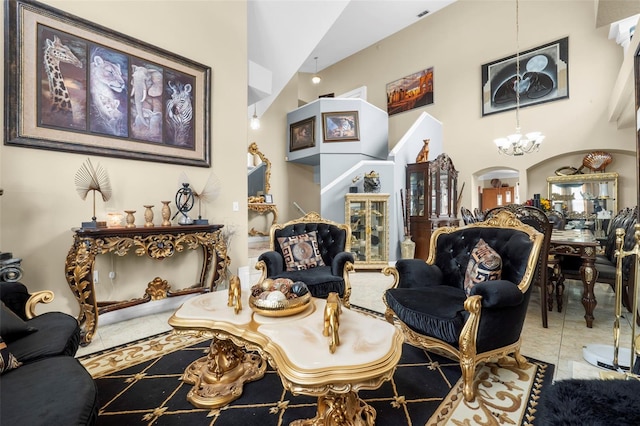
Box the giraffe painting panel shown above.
[37,25,87,131]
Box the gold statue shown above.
[416,139,430,163]
[323,292,341,353]
[227,275,242,314]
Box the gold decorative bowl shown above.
[249,292,311,317]
[249,278,312,317]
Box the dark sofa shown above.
[0,281,98,425]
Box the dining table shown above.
[548,228,599,327]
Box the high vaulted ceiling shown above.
[247,0,640,118]
[247,0,456,113]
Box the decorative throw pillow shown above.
[278,231,326,271]
[463,239,502,296]
[0,302,37,342]
[0,336,21,374]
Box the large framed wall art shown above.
[386,67,434,116]
[481,37,569,117]
[4,0,212,167]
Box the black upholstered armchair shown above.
[255,212,355,307]
[382,211,543,401]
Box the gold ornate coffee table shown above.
[168,290,403,425]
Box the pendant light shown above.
[311,57,321,84]
[250,104,260,130]
[493,0,544,156]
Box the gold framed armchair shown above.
[382,211,543,401]
[255,212,355,307]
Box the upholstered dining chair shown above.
[460,206,477,225]
[485,204,553,328]
[382,210,544,401]
[546,210,566,230]
[255,212,355,307]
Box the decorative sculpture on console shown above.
[323,292,341,353]
[75,158,112,229]
[227,275,242,314]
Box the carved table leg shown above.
[290,391,376,426]
[64,238,98,346]
[181,337,266,409]
[556,274,565,313]
[581,258,598,328]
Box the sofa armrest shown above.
[470,280,523,308]
[384,259,443,289]
[331,251,355,276]
[257,251,285,276]
[25,291,55,320]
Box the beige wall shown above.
[0,0,248,314]
[274,0,636,214]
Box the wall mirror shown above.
[248,142,271,203]
[547,172,618,236]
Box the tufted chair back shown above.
[429,225,536,292]
[272,220,349,266]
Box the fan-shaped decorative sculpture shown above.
[582,151,612,172]
[75,158,112,228]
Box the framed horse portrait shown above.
[4,0,212,167]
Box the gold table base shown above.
[181,338,267,409]
[291,391,376,426]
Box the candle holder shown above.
[161,201,171,226]
[143,205,155,227]
[124,210,136,228]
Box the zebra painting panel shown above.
[164,72,195,148]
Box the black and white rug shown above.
[79,328,553,425]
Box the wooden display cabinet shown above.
[406,153,459,260]
[345,193,389,269]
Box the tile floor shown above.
[77,241,636,383]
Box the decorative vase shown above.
[124,210,136,228]
[143,205,155,227]
[400,235,416,259]
[161,201,171,226]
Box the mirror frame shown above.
[547,172,618,219]
[248,142,272,203]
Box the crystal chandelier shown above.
[494,0,544,156]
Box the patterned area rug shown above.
[79,315,553,425]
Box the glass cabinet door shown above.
[347,199,367,262]
[370,199,387,262]
[345,194,389,268]
[408,171,425,216]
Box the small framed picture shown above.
[264,194,273,203]
[289,117,316,151]
[322,111,360,142]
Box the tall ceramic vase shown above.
[400,235,416,259]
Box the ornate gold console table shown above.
[248,202,278,236]
[65,225,227,345]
